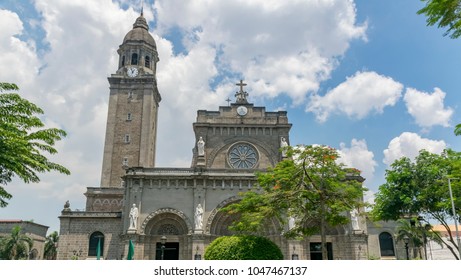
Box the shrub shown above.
[204,235,283,260]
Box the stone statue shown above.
[281,137,288,157]
[129,203,139,230]
[197,137,205,156]
[351,208,360,231]
[64,200,70,210]
[195,203,204,230]
[288,215,295,230]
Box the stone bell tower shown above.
[100,13,161,188]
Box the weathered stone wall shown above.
[57,212,122,260]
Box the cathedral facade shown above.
[57,14,401,260]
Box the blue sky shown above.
[0,0,460,233]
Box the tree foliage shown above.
[0,226,34,260]
[417,0,461,39]
[223,145,366,259]
[371,149,461,259]
[0,82,70,207]
[204,235,283,260]
[44,231,59,260]
[455,123,461,136]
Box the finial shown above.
[141,0,144,16]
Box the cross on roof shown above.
[236,80,247,92]
[234,79,249,104]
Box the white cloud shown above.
[0,9,40,87]
[337,139,377,182]
[383,132,446,165]
[154,0,367,104]
[404,87,453,128]
[307,71,403,122]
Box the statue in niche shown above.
[197,137,205,156]
[280,137,288,157]
[288,216,295,230]
[195,203,204,230]
[351,208,360,231]
[129,203,139,230]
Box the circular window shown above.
[228,143,259,169]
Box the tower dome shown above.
[122,14,157,49]
[116,13,159,74]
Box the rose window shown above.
[228,143,259,169]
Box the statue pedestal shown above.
[194,229,203,234]
[127,228,137,234]
[197,156,205,166]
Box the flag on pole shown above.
[127,240,135,260]
[96,238,101,260]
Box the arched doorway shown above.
[142,209,192,260]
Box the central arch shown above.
[140,208,193,260]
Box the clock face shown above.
[127,67,138,77]
[237,106,248,116]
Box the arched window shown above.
[145,55,150,68]
[88,231,104,257]
[121,55,125,67]
[379,232,395,257]
[131,53,138,65]
[29,248,38,260]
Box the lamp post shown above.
[160,235,167,260]
[448,178,461,260]
[403,236,410,260]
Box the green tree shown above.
[417,0,461,39]
[454,123,461,136]
[44,231,59,260]
[223,145,366,260]
[0,82,70,207]
[371,149,461,259]
[0,226,34,260]
[204,235,283,260]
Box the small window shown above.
[127,113,132,121]
[145,55,150,68]
[128,91,133,99]
[131,53,138,65]
[121,55,125,67]
[122,157,128,166]
[124,134,130,143]
[88,232,104,257]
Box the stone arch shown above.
[205,196,280,236]
[140,208,192,235]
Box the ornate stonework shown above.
[140,208,193,235]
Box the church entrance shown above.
[155,242,179,260]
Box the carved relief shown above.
[140,208,193,235]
